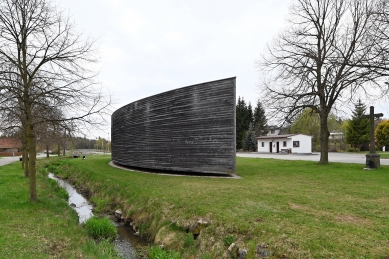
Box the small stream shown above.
[48,173,147,259]
[48,173,93,223]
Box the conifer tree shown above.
[243,122,256,151]
[253,100,268,137]
[346,100,370,149]
[236,97,252,149]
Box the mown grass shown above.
[0,161,120,259]
[45,155,389,258]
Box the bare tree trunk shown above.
[319,113,330,164]
[46,144,49,158]
[63,129,66,156]
[23,148,29,177]
[27,123,37,202]
[21,124,29,176]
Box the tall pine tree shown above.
[243,122,257,151]
[346,99,370,149]
[236,97,253,150]
[253,100,268,137]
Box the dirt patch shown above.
[334,215,370,225]
[290,203,370,225]
[289,203,308,211]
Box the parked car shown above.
[19,155,29,161]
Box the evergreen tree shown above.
[346,100,370,149]
[253,100,268,136]
[243,123,257,151]
[236,97,252,150]
[236,97,245,149]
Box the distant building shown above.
[329,132,344,140]
[0,137,22,152]
[255,126,312,154]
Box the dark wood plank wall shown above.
[111,77,236,174]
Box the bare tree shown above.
[259,0,389,164]
[0,0,111,202]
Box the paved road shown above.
[237,152,389,165]
[0,155,21,166]
[0,153,47,167]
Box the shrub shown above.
[85,217,117,240]
[346,147,360,152]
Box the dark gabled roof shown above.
[255,134,313,140]
[255,134,296,139]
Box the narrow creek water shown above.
[48,173,147,259]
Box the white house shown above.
[255,134,313,154]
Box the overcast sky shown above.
[53,0,291,137]
[54,0,387,138]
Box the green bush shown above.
[85,217,117,240]
[346,147,360,152]
[147,245,180,259]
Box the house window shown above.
[293,141,300,147]
[270,129,275,134]
[261,142,264,147]
[283,141,287,147]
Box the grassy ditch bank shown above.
[0,161,120,258]
[43,155,389,258]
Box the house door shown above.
[276,142,280,153]
[269,142,272,153]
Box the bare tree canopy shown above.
[259,0,389,164]
[0,0,111,202]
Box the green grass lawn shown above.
[43,155,389,259]
[0,161,119,259]
[378,152,389,159]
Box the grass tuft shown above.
[85,216,117,240]
[147,245,181,259]
[223,234,236,246]
[184,233,195,247]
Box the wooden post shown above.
[362,106,383,169]
[369,106,375,154]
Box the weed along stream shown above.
[48,173,147,259]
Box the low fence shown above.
[0,152,22,157]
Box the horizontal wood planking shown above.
[111,77,236,174]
